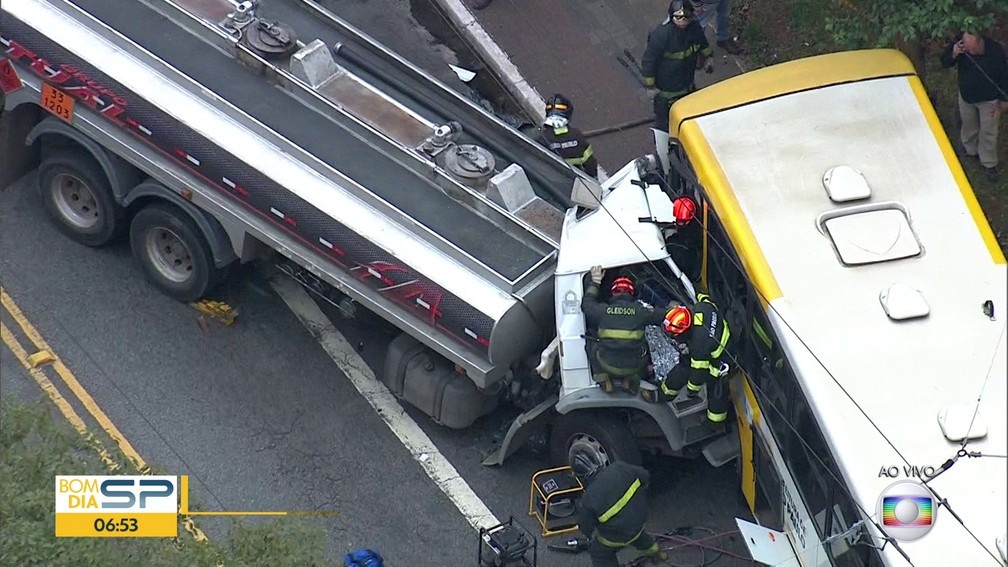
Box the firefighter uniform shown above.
[582,278,665,394]
[540,124,598,177]
[640,14,711,132]
[662,293,731,422]
[576,462,662,567]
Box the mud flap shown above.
[482,395,558,466]
[735,518,800,566]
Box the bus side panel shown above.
[731,374,758,512]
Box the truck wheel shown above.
[550,411,642,468]
[129,203,220,302]
[38,150,123,247]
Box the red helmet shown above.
[611,276,635,296]
[672,196,697,225]
[663,306,692,335]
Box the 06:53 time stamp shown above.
[91,517,139,533]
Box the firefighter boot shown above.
[621,375,641,395]
[593,373,615,393]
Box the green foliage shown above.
[0,401,327,567]
[824,0,1008,48]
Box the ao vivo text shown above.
[877,465,937,479]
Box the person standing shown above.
[695,0,742,54]
[641,0,712,132]
[539,93,599,178]
[656,293,731,424]
[941,30,1008,183]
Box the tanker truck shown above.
[0,0,736,470]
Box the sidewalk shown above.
[440,0,746,172]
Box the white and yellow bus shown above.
[668,49,1007,566]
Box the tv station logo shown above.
[875,480,937,542]
[55,475,178,537]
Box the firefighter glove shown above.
[590,265,604,285]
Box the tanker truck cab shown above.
[544,157,738,469]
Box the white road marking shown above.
[270,276,500,531]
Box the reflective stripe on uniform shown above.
[690,356,722,378]
[553,127,569,135]
[708,409,728,422]
[663,44,702,60]
[596,528,644,548]
[598,478,641,523]
[596,356,643,377]
[661,381,678,396]
[658,86,692,99]
[709,323,730,359]
[564,144,594,166]
[599,328,645,340]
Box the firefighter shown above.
[641,0,713,132]
[540,93,599,177]
[664,196,702,282]
[571,455,665,567]
[581,266,666,395]
[656,292,731,423]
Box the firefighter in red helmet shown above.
[581,266,666,395]
[665,195,702,282]
[652,293,732,424]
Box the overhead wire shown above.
[659,148,1004,565]
[576,157,919,566]
[423,5,1005,561]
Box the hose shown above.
[583,116,654,138]
[632,527,756,567]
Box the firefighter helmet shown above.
[571,453,600,484]
[545,93,574,120]
[663,306,692,335]
[611,276,635,296]
[668,0,695,19]
[672,196,697,225]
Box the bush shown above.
[0,401,327,567]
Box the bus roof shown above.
[674,50,1007,565]
[669,49,917,138]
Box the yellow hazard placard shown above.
[41,82,74,123]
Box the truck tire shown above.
[549,411,642,468]
[38,150,123,247]
[129,203,220,302]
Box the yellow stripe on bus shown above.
[669,49,915,138]
[678,121,783,303]
[908,77,1006,264]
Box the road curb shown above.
[434,0,545,124]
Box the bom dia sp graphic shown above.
[55,475,178,537]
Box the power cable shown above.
[660,148,1002,565]
[577,158,919,566]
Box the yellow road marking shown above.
[1,288,147,472]
[1,288,208,543]
[1,323,121,472]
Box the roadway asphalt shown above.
[0,169,753,565]
[0,1,754,565]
